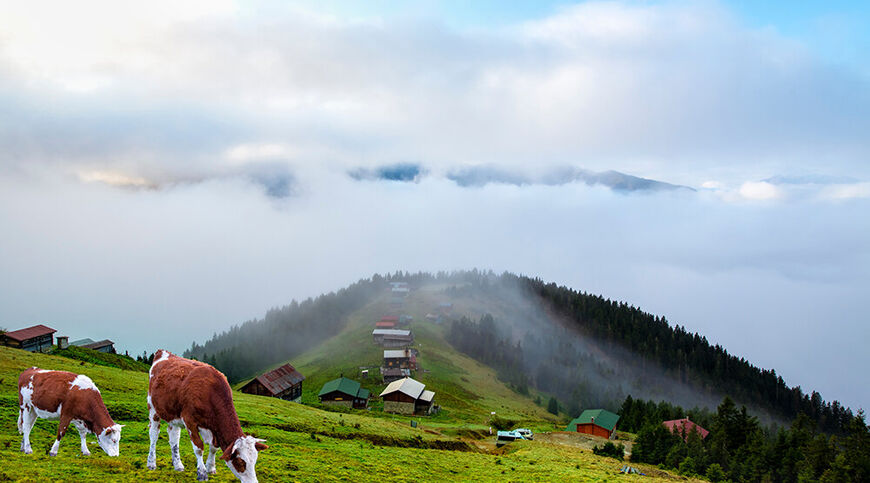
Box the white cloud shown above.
[738,181,782,200]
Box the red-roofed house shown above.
[240,363,306,402]
[1,324,56,352]
[662,418,710,441]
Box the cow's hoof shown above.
[147,463,157,471]
[22,448,32,455]
[208,467,217,475]
[173,464,185,472]
[197,469,209,481]
[49,451,58,457]
[81,451,91,456]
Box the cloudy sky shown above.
[0,0,868,410]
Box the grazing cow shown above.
[17,367,123,457]
[147,350,267,482]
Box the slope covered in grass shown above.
[0,347,697,482]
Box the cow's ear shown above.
[255,442,268,452]
[221,442,237,461]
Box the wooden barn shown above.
[318,377,370,409]
[379,377,436,415]
[2,324,56,352]
[662,418,710,441]
[240,363,305,402]
[372,329,414,348]
[567,409,620,439]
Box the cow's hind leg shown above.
[167,422,185,472]
[146,406,160,469]
[20,407,36,454]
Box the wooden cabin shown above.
[379,377,435,415]
[567,409,620,438]
[81,339,116,353]
[383,349,416,370]
[240,363,305,402]
[2,324,56,352]
[318,377,370,409]
[372,329,414,348]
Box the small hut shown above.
[567,409,620,438]
[372,329,414,348]
[240,363,305,402]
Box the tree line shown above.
[628,395,869,482]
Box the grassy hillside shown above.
[0,347,699,482]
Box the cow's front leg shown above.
[72,420,91,456]
[167,423,185,471]
[206,444,218,474]
[188,424,208,481]
[20,407,36,454]
[50,415,71,456]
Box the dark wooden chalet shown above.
[240,363,305,402]
[2,324,56,352]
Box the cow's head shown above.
[97,424,123,456]
[222,435,268,483]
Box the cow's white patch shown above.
[70,375,99,392]
[19,382,34,409]
[34,402,61,420]
[200,428,214,446]
[72,419,90,435]
[149,350,171,379]
[36,369,50,373]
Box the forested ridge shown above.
[184,276,387,382]
[514,273,855,434]
[182,270,856,437]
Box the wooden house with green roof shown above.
[318,377,370,409]
[566,409,620,438]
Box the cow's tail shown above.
[17,406,23,433]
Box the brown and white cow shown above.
[147,350,267,482]
[17,367,123,457]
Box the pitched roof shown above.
[567,409,620,432]
[419,390,435,402]
[379,377,425,399]
[380,316,399,322]
[3,324,56,342]
[81,339,114,350]
[662,418,710,439]
[318,377,363,398]
[372,329,411,336]
[251,363,305,395]
[70,338,95,346]
[383,350,410,358]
